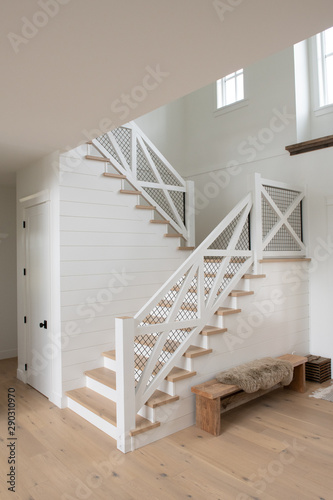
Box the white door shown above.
[25,202,51,398]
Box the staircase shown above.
[65,147,309,452]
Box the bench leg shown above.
[285,363,306,393]
[196,395,221,436]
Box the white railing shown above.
[115,173,307,452]
[92,122,195,246]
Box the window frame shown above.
[314,27,333,111]
[214,68,248,116]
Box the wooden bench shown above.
[191,354,307,436]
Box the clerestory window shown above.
[216,69,244,109]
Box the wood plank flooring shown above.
[1,357,333,499]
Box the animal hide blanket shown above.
[216,357,294,393]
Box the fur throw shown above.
[216,357,294,393]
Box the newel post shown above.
[115,316,136,453]
[185,180,196,248]
[250,173,263,274]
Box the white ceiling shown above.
[1,0,333,186]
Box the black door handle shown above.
[39,320,47,329]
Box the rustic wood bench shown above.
[191,354,307,436]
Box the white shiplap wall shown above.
[131,259,310,449]
[59,149,188,393]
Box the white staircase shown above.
[66,149,309,452]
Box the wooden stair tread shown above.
[215,307,241,316]
[178,246,195,251]
[201,325,227,336]
[85,155,109,162]
[150,219,170,224]
[184,346,213,358]
[145,390,179,408]
[242,274,266,279]
[84,367,116,389]
[119,189,141,195]
[129,416,160,437]
[164,233,182,238]
[103,172,126,179]
[136,205,156,210]
[229,290,255,297]
[66,387,117,426]
[102,350,116,360]
[165,367,196,382]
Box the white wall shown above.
[16,152,62,406]
[0,186,17,359]
[59,147,188,394]
[138,42,333,369]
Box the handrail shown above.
[92,121,195,245]
[133,193,253,411]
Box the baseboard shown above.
[0,349,17,360]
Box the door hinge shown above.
[25,364,27,371]
[24,316,27,324]
[23,221,26,229]
[23,268,26,276]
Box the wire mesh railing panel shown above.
[264,226,302,252]
[169,191,185,223]
[208,209,249,250]
[112,127,132,168]
[262,196,279,238]
[264,185,299,214]
[136,142,158,183]
[144,141,183,187]
[287,202,303,240]
[144,187,179,224]
[96,134,124,168]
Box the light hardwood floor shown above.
[1,357,333,500]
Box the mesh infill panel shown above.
[144,141,183,187]
[144,187,178,224]
[96,134,124,167]
[264,185,299,214]
[169,191,185,223]
[136,142,158,183]
[175,278,198,321]
[288,202,302,240]
[141,275,186,325]
[264,226,301,252]
[112,127,132,167]
[262,196,279,239]
[215,257,249,298]
[209,209,249,250]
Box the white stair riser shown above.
[104,358,116,371]
[67,398,117,440]
[86,376,117,402]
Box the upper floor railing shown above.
[92,122,195,246]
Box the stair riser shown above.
[104,358,116,371]
[86,377,117,402]
[67,399,117,440]
[139,394,195,424]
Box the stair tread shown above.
[184,346,213,358]
[145,390,179,408]
[165,366,196,382]
[103,172,126,179]
[129,416,160,437]
[242,274,266,279]
[119,189,141,195]
[215,307,242,316]
[201,325,227,336]
[85,155,109,162]
[136,205,156,210]
[102,350,116,360]
[229,290,255,297]
[66,387,117,426]
[85,367,116,389]
[178,247,195,251]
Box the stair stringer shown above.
[131,259,310,450]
